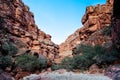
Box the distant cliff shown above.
[59,0,113,53]
[0,0,59,61]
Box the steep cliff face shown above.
[0,0,59,61]
[111,0,120,50]
[59,0,113,53]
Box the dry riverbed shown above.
[22,69,111,80]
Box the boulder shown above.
[0,70,13,80]
[105,65,120,80]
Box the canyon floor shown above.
[23,70,111,80]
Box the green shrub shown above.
[72,44,120,69]
[0,55,12,70]
[60,56,74,71]
[59,55,94,71]
[73,55,94,71]
[52,44,120,71]
[72,44,96,70]
[15,54,47,72]
[51,63,61,71]
[73,44,95,57]
[95,45,120,66]
[1,42,18,56]
[102,26,111,36]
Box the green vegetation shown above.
[0,55,12,70]
[73,44,119,69]
[102,26,111,36]
[60,56,74,71]
[1,42,18,56]
[0,41,17,70]
[0,40,47,72]
[51,63,61,71]
[15,54,47,72]
[52,44,120,71]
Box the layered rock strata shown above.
[0,0,59,61]
[59,0,113,53]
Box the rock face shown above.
[59,0,113,53]
[105,65,120,80]
[111,0,120,50]
[0,0,59,61]
[0,70,13,80]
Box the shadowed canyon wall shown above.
[111,0,120,50]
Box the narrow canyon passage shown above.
[0,0,120,80]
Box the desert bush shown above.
[95,45,120,67]
[0,55,12,70]
[72,44,120,69]
[73,55,94,71]
[102,26,111,36]
[15,54,47,72]
[72,44,96,70]
[51,63,61,71]
[73,44,95,56]
[60,56,74,71]
[1,42,18,56]
[51,44,120,71]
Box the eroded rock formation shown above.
[59,0,113,53]
[0,0,59,61]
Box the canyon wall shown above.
[111,0,120,50]
[59,0,113,53]
[0,0,59,61]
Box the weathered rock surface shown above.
[0,70,14,80]
[0,0,59,61]
[59,0,113,53]
[111,0,120,50]
[105,65,120,80]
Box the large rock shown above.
[0,0,59,61]
[105,65,120,80]
[0,70,14,80]
[59,0,113,53]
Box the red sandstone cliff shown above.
[59,0,113,53]
[0,0,59,61]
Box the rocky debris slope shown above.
[0,0,59,61]
[59,0,113,53]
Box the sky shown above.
[23,0,106,44]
